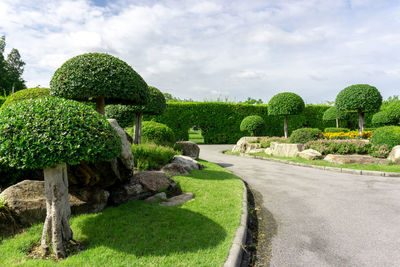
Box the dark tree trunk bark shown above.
[41,163,73,259]
[284,116,288,138]
[358,109,364,135]
[96,96,105,115]
[336,118,339,128]
[134,113,143,145]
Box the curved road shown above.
[199,145,400,267]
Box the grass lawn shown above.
[0,160,243,266]
[188,129,204,144]
[226,150,400,174]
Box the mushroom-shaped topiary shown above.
[1,87,49,109]
[50,52,149,115]
[336,84,382,134]
[240,115,265,136]
[0,97,121,259]
[322,106,346,128]
[268,92,305,138]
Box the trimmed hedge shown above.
[240,115,265,136]
[289,128,322,144]
[1,87,49,109]
[370,126,400,150]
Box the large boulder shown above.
[172,155,205,171]
[298,149,322,160]
[0,206,18,238]
[0,180,110,225]
[324,154,389,165]
[175,141,200,159]
[135,171,172,192]
[161,163,189,176]
[232,137,260,153]
[270,142,303,157]
[388,145,400,164]
[107,119,134,171]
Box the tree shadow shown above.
[215,162,233,168]
[76,201,226,256]
[188,169,238,180]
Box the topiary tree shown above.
[336,84,382,135]
[322,106,346,128]
[50,52,149,115]
[240,115,265,136]
[268,92,305,138]
[372,102,400,126]
[1,87,49,109]
[141,120,175,146]
[0,97,121,259]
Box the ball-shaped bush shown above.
[240,115,265,136]
[105,104,136,128]
[289,128,322,144]
[141,121,175,146]
[131,86,167,115]
[322,106,346,121]
[268,92,305,116]
[1,87,49,109]
[370,126,400,150]
[0,97,122,169]
[335,84,382,112]
[50,52,149,105]
[372,111,390,126]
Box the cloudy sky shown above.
[1,0,400,103]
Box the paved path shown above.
[199,145,400,267]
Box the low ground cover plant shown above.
[131,143,179,170]
[289,128,322,144]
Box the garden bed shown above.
[0,160,244,266]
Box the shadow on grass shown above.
[188,169,237,180]
[77,200,226,256]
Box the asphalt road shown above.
[199,144,400,267]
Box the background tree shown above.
[335,84,382,134]
[0,97,121,258]
[240,115,265,136]
[268,92,305,138]
[322,106,346,128]
[372,102,400,126]
[241,97,264,105]
[50,52,149,115]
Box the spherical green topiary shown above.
[1,87,49,109]
[130,86,167,115]
[141,121,175,146]
[322,106,346,121]
[289,128,322,144]
[50,53,149,105]
[370,126,400,150]
[372,111,390,126]
[0,97,122,169]
[268,92,305,116]
[335,84,382,112]
[240,115,265,136]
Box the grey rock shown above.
[0,206,18,238]
[324,154,389,165]
[172,155,205,171]
[265,148,273,155]
[161,163,189,176]
[160,193,194,207]
[108,119,135,171]
[144,192,167,203]
[175,141,200,159]
[135,171,172,192]
[388,145,400,164]
[270,142,303,157]
[298,149,322,160]
[109,180,149,205]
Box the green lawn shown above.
[188,129,204,144]
[226,150,400,174]
[0,160,243,266]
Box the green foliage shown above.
[0,97,121,169]
[141,121,175,146]
[1,87,49,109]
[260,137,290,148]
[0,195,5,209]
[130,86,166,115]
[381,95,400,110]
[50,52,149,105]
[289,128,322,144]
[131,143,178,171]
[105,104,136,128]
[372,102,400,126]
[336,84,382,112]
[324,127,350,133]
[370,126,400,151]
[322,106,346,121]
[240,115,265,136]
[241,97,263,105]
[268,92,305,116]
[0,96,6,107]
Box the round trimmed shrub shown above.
[336,84,382,112]
[50,52,149,113]
[324,127,350,133]
[289,128,322,144]
[131,86,166,115]
[0,97,122,169]
[370,126,400,150]
[268,92,305,116]
[322,106,346,121]
[372,111,390,126]
[240,115,265,136]
[1,87,49,109]
[141,121,175,146]
[372,102,400,126]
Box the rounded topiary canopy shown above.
[141,120,175,146]
[1,87,49,109]
[0,97,121,169]
[322,106,346,121]
[131,86,167,115]
[268,92,305,116]
[50,52,149,105]
[335,84,382,112]
[240,115,265,135]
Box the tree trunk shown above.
[134,113,143,145]
[96,96,105,115]
[336,118,339,128]
[284,116,288,138]
[358,109,364,135]
[41,163,73,259]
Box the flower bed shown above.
[322,131,373,140]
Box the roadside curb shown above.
[223,181,248,267]
[229,152,400,177]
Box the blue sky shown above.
[1,0,399,103]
